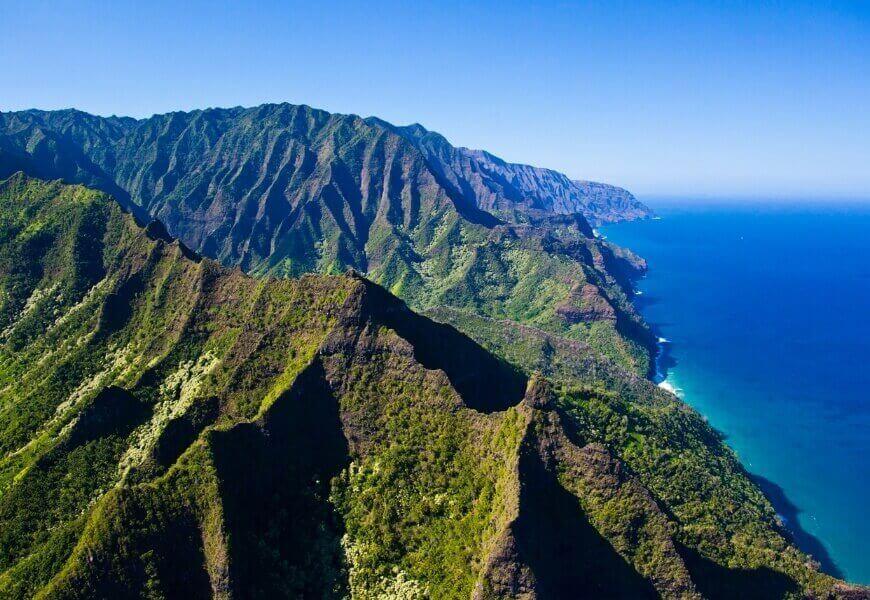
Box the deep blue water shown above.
[602,201,870,585]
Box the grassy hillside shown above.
[0,174,860,599]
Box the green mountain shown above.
[0,100,865,598]
[0,105,653,375]
[0,174,860,598]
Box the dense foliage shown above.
[0,105,653,375]
[0,174,859,598]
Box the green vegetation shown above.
[0,174,355,597]
[0,174,859,598]
[424,307,848,596]
[0,105,654,375]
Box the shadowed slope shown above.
[209,359,350,597]
[511,448,658,599]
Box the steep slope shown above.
[0,174,861,599]
[0,105,653,375]
[378,121,652,226]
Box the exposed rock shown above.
[382,120,654,226]
[555,283,617,323]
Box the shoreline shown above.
[605,213,859,585]
[652,335,684,397]
[630,277,850,580]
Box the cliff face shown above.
[0,105,650,271]
[0,105,654,375]
[0,174,859,599]
[381,121,653,226]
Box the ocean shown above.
[602,200,870,585]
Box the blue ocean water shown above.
[603,201,870,585]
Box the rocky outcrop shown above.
[555,283,618,323]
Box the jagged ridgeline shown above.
[0,175,858,598]
[0,105,653,375]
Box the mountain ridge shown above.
[1,101,864,598]
[377,118,650,226]
[0,104,655,375]
[11,105,651,228]
[0,173,861,599]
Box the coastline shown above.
[602,205,870,585]
[652,336,686,399]
[620,238,847,579]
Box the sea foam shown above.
[658,379,683,398]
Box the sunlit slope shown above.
[0,106,653,374]
[0,175,859,598]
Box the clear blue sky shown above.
[2,0,868,198]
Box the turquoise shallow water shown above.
[602,200,870,585]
